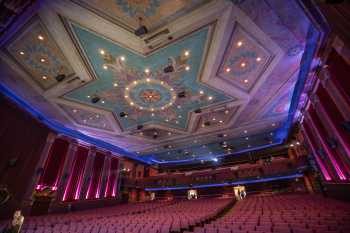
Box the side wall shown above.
[0,94,50,219]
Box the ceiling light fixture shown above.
[134,17,148,37]
[38,35,44,40]
[237,41,243,47]
[225,67,231,73]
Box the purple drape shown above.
[37,138,69,190]
[85,152,105,199]
[62,146,88,201]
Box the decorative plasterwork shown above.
[5,19,75,90]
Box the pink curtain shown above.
[62,146,88,201]
[317,85,350,148]
[85,152,105,199]
[303,122,335,181]
[327,49,350,104]
[104,157,119,198]
[309,106,348,180]
[37,138,69,191]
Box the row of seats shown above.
[186,193,350,233]
[2,198,231,233]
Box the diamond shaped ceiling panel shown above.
[59,103,114,131]
[217,24,272,92]
[6,19,75,90]
[64,23,234,132]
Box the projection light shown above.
[91,95,101,103]
[119,112,128,118]
[55,74,66,82]
[204,121,211,126]
[194,108,202,114]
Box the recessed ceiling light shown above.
[177,105,181,109]
[113,83,118,87]
[224,110,229,114]
[199,90,204,95]
[184,50,190,57]
[208,96,213,101]
[240,62,246,68]
[151,113,155,117]
[151,108,154,112]
[170,88,174,91]
[225,67,231,73]
[237,41,243,47]
[139,107,143,110]
[212,117,216,121]
[133,81,138,85]
[168,132,172,136]
[125,87,129,90]
[73,109,77,113]
[124,95,128,98]
[219,120,223,123]
[245,137,249,140]
[244,130,248,134]
[145,68,150,74]
[244,79,249,83]
[87,95,91,98]
[19,51,25,55]
[120,56,125,61]
[103,65,108,70]
[185,65,190,71]
[146,78,150,82]
[178,115,182,118]
[99,49,105,55]
[101,100,105,104]
[38,35,44,40]
[40,58,46,63]
[160,81,164,85]
[256,57,261,62]
[161,107,165,110]
[165,119,169,122]
[42,75,47,80]
[130,102,134,106]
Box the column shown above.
[57,141,79,201]
[102,154,111,198]
[301,125,332,181]
[319,68,350,120]
[81,146,96,200]
[313,89,350,162]
[306,109,347,180]
[23,133,56,206]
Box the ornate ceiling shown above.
[0,0,322,165]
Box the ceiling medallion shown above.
[124,78,177,111]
